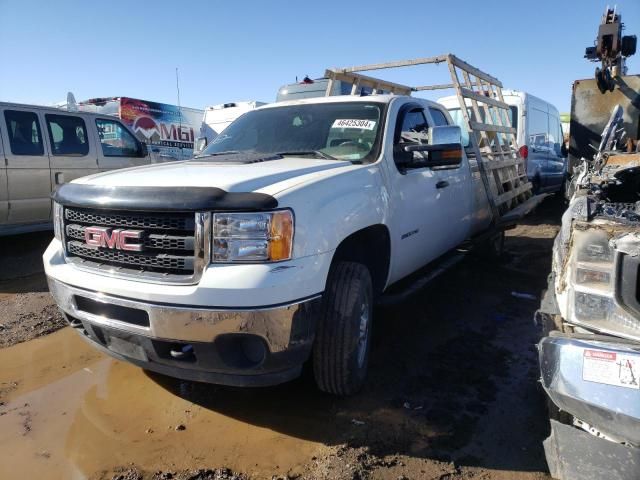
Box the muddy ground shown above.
[0,198,562,480]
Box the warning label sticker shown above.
[582,349,640,389]
[331,119,377,130]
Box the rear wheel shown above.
[313,261,373,396]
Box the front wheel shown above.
[313,261,373,396]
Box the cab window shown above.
[394,106,430,170]
[95,118,139,157]
[3,110,44,156]
[429,108,449,127]
[45,114,89,156]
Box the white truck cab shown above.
[44,55,537,394]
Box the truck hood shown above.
[75,154,355,195]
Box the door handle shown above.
[436,180,449,189]
[55,172,65,185]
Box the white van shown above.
[439,90,567,193]
[0,101,150,235]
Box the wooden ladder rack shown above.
[325,54,532,218]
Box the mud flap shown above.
[544,420,640,480]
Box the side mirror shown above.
[194,136,208,155]
[403,125,464,168]
[138,142,149,158]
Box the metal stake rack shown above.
[324,54,532,218]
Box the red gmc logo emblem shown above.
[84,226,144,252]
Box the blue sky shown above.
[0,0,638,113]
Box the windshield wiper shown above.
[193,150,239,159]
[276,150,337,160]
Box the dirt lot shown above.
[0,198,562,480]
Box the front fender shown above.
[275,164,389,258]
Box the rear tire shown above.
[313,261,373,396]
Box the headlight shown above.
[212,210,293,263]
[567,228,640,339]
[575,230,614,263]
[574,292,614,320]
[53,202,63,241]
[575,267,611,287]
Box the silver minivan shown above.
[0,102,150,235]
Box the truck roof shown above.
[257,93,440,110]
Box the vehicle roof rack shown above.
[325,54,532,217]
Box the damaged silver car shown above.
[537,103,640,478]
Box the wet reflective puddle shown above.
[0,328,328,479]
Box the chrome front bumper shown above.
[47,276,322,386]
[539,332,640,445]
[539,332,640,480]
[48,276,320,353]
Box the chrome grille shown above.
[64,209,192,230]
[67,241,193,270]
[65,224,194,251]
[62,207,205,281]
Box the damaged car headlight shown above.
[574,292,614,320]
[575,229,614,263]
[212,210,294,263]
[567,229,640,338]
[575,268,611,286]
[573,230,614,291]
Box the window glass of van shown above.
[548,114,562,156]
[529,108,550,153]
[45,114,89,156]
[3,110,44,156]
[95,119,139,157]
[508,106,518,135]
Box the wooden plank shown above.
[459,88,510,109]
[414,84,455,91]
[469,121,516,134]
[325,77,334,96]
[448,54,503,87]
[495,183,532,205]
[324,70,413,95]
[336,55,449,73]
[482,158,523,169]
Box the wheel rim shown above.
[356,300,370,368]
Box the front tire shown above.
[313,261,373,396]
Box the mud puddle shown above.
[0,329,328,479]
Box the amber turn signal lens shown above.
[268,210,294,261]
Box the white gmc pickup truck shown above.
[44,57,535,394]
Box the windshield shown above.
[199,102,385,163]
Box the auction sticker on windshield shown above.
[582,349,640,389]
[332,119,377,130]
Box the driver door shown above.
[386,103,463,283]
